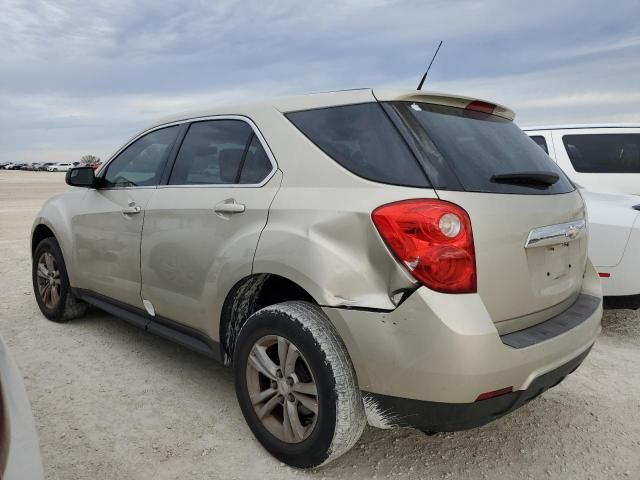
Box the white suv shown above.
[525,126,640,308]
[524,125,640,195]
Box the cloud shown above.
[1,0,640,162]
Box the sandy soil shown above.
[0,170,638,479]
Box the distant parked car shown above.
[524,125,640,195]
[39,163,55,171]
[526,131,640,308]
[0,163,15,170]
[47,163,73,172]
[5,163,22,170]
[0,336,45,479]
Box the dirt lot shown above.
[0,170,638,479]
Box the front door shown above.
[140,119,280,334]
[72,125,180,308]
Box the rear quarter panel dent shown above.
[253,190,419,309]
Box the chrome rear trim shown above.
[525,219,586,249]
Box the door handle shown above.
[123,199,141,215]
[214,200,246,214]
[122,205,141,214]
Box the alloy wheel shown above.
[245,335,319,443]
[36,252,62,309]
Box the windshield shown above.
[391,102,575,195]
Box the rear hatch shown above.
[383,97,586,330]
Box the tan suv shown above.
[31,89,602,468]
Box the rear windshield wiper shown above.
[490,171,560,187]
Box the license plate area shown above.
[546,245,570,280]
[526,240,583,297]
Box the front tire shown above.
[233,301,366,468]
[32,237,87,322]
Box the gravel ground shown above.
[0,170,638,479]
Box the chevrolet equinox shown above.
[31,88,603,468]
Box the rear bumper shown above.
[363,345,591,432]
[323,259,602,416]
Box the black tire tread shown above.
[238,300,366,467]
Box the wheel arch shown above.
[31,223,57,255]
[219,273,317,365]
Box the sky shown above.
[2,0,640,163]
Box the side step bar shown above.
[73,288,222,362]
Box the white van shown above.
[523,125,640,195]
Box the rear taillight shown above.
[372,199,476,294]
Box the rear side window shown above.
[286,103,430,187]
[529,135,548,154]
[169,120,253,185]
[394,102,574,194]
[239,135,273,184]
[562,134,640,173]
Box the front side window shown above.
[169,120,254,185]
[103,126,179,188]
[563,134,640,173]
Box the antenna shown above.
[417,40,443,91]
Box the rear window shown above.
[562,134,640,173]
[392,102,574,195]
[286,103,430,187]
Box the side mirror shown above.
[66,167,96,188]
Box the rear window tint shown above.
[394,102,574,194]
[562,134,640,173]
[286,103,430,187]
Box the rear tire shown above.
[32,237,87,322]
[233,301,366,468]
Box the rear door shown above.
[72,125,180,308]
[391,102,587,328]
[551,128,640,195]
[140,118,280,333]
